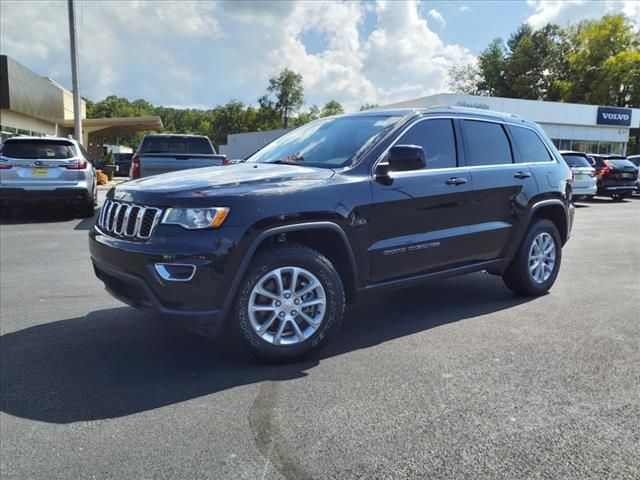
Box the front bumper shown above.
[89,226,242,327]
[0,187,91,204]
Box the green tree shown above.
[477,39,508,96]
[260,68,305,128]
[293,105,320,127]
[563,14,640,106]
[320,100,344,117]
[359,103,378,111]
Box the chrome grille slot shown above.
[98,200,162,241]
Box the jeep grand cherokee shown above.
[90,108,574,360]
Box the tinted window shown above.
[463,120,512,166]
[588,156,606,168]
[396,119,457,169]
[0,140,76,159]
[606,159,636,169]
[562,154,591,168]
[140,136,215,155]
[510,126,552,163]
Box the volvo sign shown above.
[597,106,632,126]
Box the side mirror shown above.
[386,144,426,172]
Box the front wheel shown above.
[233,243,345,361]
[503,219,562,296]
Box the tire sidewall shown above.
[521,219,562,294]
[234,246,344,360]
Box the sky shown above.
[1,0,639,112]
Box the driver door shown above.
[368,117,475,283]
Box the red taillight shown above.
[65,158,88,170]
[130,155,141,179]
[0,164,12,169]
[222,155,229,166]
[599,165,611,177]
[589,170,596,177]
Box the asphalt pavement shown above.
[1,193,638,479]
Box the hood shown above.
[111,163,335,205]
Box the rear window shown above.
[588,156,606,168]
[562,154,591,168]
[0,140,77,159]
[140,136,215,155]
[510,126,553,163]
[606,159,636,169]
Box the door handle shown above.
[514,171,532,179]
[445,177,468,186]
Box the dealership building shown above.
[0,55,162,158]
[384,93,640,155]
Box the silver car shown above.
[0,136,97,217]
[560,150,597,200]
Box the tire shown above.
[502,219,562,297]
[233,242,345,361]
[612,194,625,202]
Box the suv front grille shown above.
[97,199,162,240]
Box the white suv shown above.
[0,136,97,217]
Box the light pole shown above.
[67,0,82,144]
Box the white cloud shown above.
[459,6,471,13]
[0,0,473,111]
[526,0,640,28]
[427,9,446,28]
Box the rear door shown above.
[0,139,84,188]
[462,120,539,262]
[369,117,475,283]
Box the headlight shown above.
[162,207,230,229]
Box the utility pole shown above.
[67,0,82,144]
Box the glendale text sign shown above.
[596,107,632,126]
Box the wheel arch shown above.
[222,222,359,316]
[528,199,569,245]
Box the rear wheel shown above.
[233,243,345,361]
[503,219,562,296]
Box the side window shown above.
[463,120,512,166]
[395,118,457,169]
[510,126,553,163]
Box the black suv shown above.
[587,154,638,200]
[90,108,574,360]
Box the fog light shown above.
[154,263,196,282]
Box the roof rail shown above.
[428,105,454,109]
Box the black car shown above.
[113,153,133,177]
[90,108,574,360]
[587,154,638,200]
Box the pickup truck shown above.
[130,134,228,179]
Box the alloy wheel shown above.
[528,232,556,284]
[248,267,326,346]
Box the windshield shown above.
[0,140,77,159]
[562,154,591,168]
[246,115,403,167]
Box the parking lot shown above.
[0,193,638,479]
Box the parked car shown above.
[587,154,638,201]
[0,136,97,217]
[90,108,574,360]
[560,150,596,200]
[113,153,133,177]
[130,134,228,179]
[626,154,640,194]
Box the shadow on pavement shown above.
[0,273,533,424]
[0,204,97,230]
